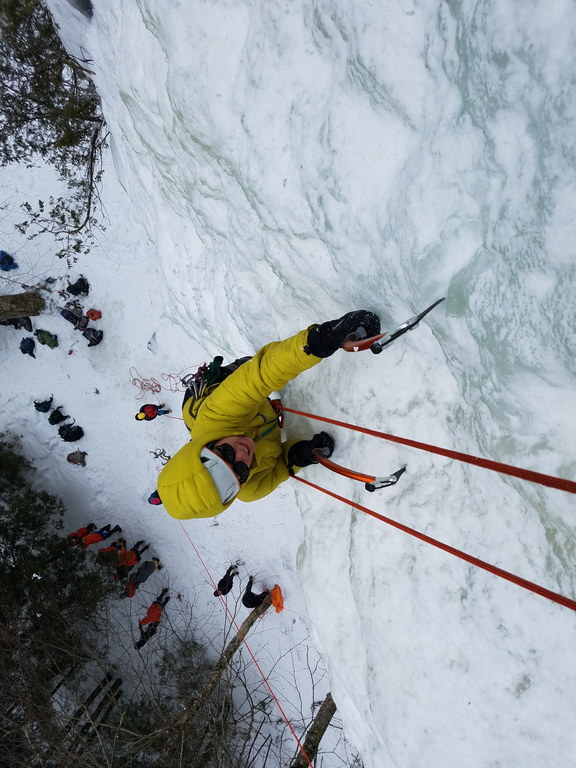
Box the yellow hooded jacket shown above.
[158,328,322,519]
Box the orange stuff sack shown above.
[86,309,102,321]
[270,585,284,613]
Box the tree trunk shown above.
[176,599,271,727]
[0,292,45,321]
[290,692,337,768]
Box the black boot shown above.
[305,310,380,358]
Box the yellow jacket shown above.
[158,328,321,519]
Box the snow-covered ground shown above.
[2,0,576,765]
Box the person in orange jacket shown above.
[80,524,122,549]
[139,588,170,626]
[114,540,149,580]
[135,589,170,650]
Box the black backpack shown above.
[67,276,90,296]
[58,423,84,442]
[48,406,68,425]
[34,396,53,413]
[4,316,33,332]
[82,328,103,347]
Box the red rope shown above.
[177,522,314,767]
[280,406,576,495]
[293,476,576,612]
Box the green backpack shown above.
[35,329,59,349]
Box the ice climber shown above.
[157,310,380,520]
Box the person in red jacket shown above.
[135,403,172,421]
[135,589,170,650]
[67,523,96,546]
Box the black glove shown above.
[287,432,335,469]
[304,310,381,357]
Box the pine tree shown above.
[0,433,115,766]
[0,0,106,261]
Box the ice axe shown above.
[342,297,445,353]
[313,448,406,492]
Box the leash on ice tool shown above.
[293,475,576,613]
[312,448,406,492]
[342,297,446,353]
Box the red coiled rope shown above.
[293,476,576,612]
[280,406,576,495]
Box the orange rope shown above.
[280,406,576,495]
[292,476,576,612]
[177,522,314,767]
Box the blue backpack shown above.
[34,396,53,413]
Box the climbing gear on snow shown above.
[150,448,171,465]
[66,276,89,296]
[48,406,69,425]
[34,329,58,348]
[34,395,53,413]
[58,422,84,442]
[20,337,36,358]
[83,328,103,346]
